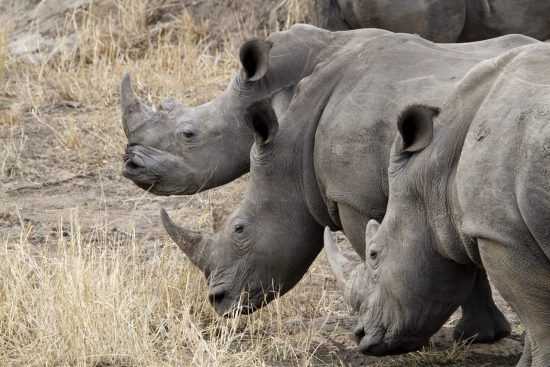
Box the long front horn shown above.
[120,74,155,138]
[161,208,205,267]
[323,227,354,292]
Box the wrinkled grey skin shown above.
[162,32,539,342]
[121,24,388,195]
[309,0,550,42]
[325,44,550,365]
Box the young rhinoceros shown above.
[309,0,550,42]
[161,32,539,342]
[120,24,389,195]
[324,43,550,365]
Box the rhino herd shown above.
[120,5,550,366]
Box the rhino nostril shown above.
[124,159,141,173]
[354,325,366,343]
[208,290,226,305]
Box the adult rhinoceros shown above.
[161,32,539,342]
[121,24,388,195]
[309,0,550,42]
[324,43,550,365]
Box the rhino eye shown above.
[177,124,198,139]
[181,128,195,138]
[369,249,378,260]
[234,223,244,234]
[368,243,383,269]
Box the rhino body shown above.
[120,24,388,195]
[162,32,539,342]
[325,44,550,365]
[309,0,550,42]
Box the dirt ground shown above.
[0,1,528,366]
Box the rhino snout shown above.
[208,287,227,309]
[356,326,385,355]
[356,324,426,356]
[122,157,144,178]
[354,324,366,344]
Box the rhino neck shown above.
[425,48,528,266]
[199,95,254,189]
[230,25,388,105]
[288,74,341,230]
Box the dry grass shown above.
[0,18,9,79]
[0,213,341,366]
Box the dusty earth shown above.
[0,1,527,366]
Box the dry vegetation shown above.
[0,216,342,366]
[0,1,522,366]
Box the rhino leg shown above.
[454,269,511,343]
[477,238,550,366]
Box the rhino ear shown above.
[158,96,180,112]
[211,207,228,232]
[239,38,273,82]
[397,104,439,153]
[244,101,279,146]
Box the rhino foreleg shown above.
[478,238,550,367]
[453,269,511,343]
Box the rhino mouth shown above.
[121,148,159,193]
[122,157,143,177]
[211,288,277,317]
[122,153,152,181]
[357,326,427,356]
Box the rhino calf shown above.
[310,0,550,42]
[325,43,550,366]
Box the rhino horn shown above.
[161,208,205,267]
[323,227,354,291]
[120,74,156,139]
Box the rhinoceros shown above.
[121,24,389,195]
[323,43,550,365]
[161,31,539,342]
[309,0,550,42]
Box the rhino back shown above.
[460,0,550,42]
[314,34,539,235]
[336,0,466,42]
[457,44,550,258]
[261,25,390,98]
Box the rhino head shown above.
[324,105,477,355]
[161,101,324,315]
[121,39,288,195]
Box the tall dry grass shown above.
[0,213,341,366]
